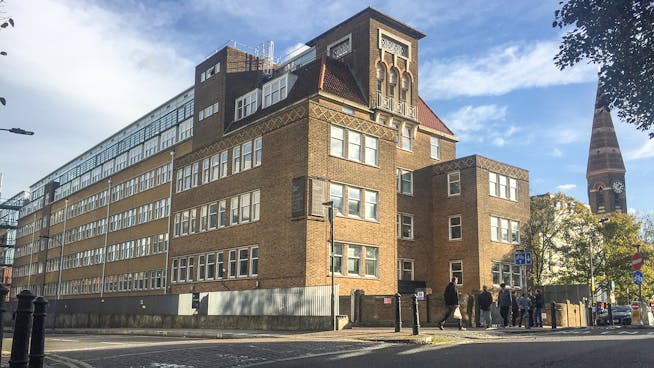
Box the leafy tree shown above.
[0,0,14,107]
[553,0,654,137]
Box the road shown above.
[2,328,652,367]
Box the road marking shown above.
[600,331,611,335]
[50,339,79,342]
[47,354,94,368]
[618,331,639,335]
[238,344,388,367]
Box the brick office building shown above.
[8,8,529,301]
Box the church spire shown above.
[586,79,627,214]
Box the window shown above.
[509,178,518,201]
[364,191,378,221]
[232,146,241,174]
[430,136,440,159]
[398,213,413,240]
[238,248,249,277]
[450,261,463,285]
[347,131,362,162]
[491,216,521,244]
[330,243,343,274]
[198,255,206,281]
[202,158,210,184]
[189,208,196,234]
[397,169,413,195]
[254,137,262,167]
[240,193,251,223]
[208,203,217,229]
[330,183,344,215]
[179,119,193,141]
[449,215,462,240]
[262,74,289,108]
[228,250,237,278]
[327,34,352,58]
[160,127,177,150]
[492,262,501,285]
[220,150,229,178]
[210,154,220,181]
[191,162,199,187]
[242,141,252,171]
[493,262,524,288]
[500,218,509,242]
[399,259,414,280]
[348,187,361,217]
[181,210,190,235]
[235,89,258,120]
[178,258,187,282]
[448,171,461,196]
[364,136,378,166]
[218,200,227,227]
[400,125,412,151]
[489,173,498,197]
[217,252,224,279]
[252,191,260,222]
[230,197,239,225]
[172,259,179,282]
[176,169,183,193]
[330,126,345,158]
[198,102,219,122]
[490,216,499,242]
[250,247,259,276]
[511,220,520,244]
[499,175,508,199]
[365,247,378,277]
[173,213,180,237]
[347,245,361,275]
[199,205,207,232]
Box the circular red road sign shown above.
[632,253,644,271]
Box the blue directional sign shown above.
[514,252,532,265]
[633,270,644,285]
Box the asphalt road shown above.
[3,329,653,367]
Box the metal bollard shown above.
[588,306,594,327]
[412,294,420,335]
[607,303,613,326]
[0,284,9,355]
[9,290,36,368]
[394,293,402,332]
[29,296,48,368]
[551,301,557,329]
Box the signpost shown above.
[632,253,644,271]
[633,270,644,286]
[514,252,532,265]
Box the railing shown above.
[374,92,417,120]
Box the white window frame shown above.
[234,89,259,120]
[398,213,414,240]
[430,136,440,160]
[448,171,461,196]
[398,259,414,281]
[330,125,345,158]
[397,169,413,195]
[262,74,289,108]
[449,215,462,241]
[449,260,463,285]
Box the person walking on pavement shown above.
[438,276,465,330]
[534,289,545,327]
[511,291,520,326]
[518,293,532,328]
[498,283,512,328]
[478,285,493,328]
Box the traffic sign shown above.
[514,252,532,265]
[632,301,640,310]
[632,253,644,271]
[633,270,644,285]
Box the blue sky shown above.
[1,0,653,213]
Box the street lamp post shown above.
[0,128,34,135]
[635,243,642,302]
[322,200,336,331]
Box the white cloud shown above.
[556,184,577,191]
[550,148,563,157]
[419,41,597,99]
[444,105,507,138]
[625,139,654,160]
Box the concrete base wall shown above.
[43,313,336,331]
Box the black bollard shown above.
[10,290,36,368]
[394,293,402,332]
[29,296,48,368]
[588,305,594,327]
[412,294,420,335]
[607,303,613,326]
[0,284,9,355]
[551,301,557,329]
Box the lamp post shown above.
[634,243,642,302]
[322,200,336,331]
[0,128,34,135]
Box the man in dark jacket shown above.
[438,277,464,330]
[534,289,545,327]
[497,283,512,328]
[478,285,493,328]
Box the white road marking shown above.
[48,353,95,368]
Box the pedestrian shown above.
[534,289,545,327]
[497,283,511,328]
[438,276,465,330]
[478,285,493,328]
[511,291,520,326]
[528,290,536,327]
[518,293,532,328]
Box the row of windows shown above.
[490,216,521,244]
[41,268,167,297]
[489,172,518,201]
[198,102,219,121]
[108,198,170,232]
[329,183,378,221]
[173,190,260,237]
[330,242,378,278]
[492,261,523,288]
[171,245,259,283]
[329,125,379,166]
[175,137,262,193]
[235,73,295,121]
[200,62,220,82]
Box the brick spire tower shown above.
[586,83,627,214]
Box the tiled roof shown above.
[417,97,453,136]
[226,56,366,132]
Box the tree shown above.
[525,193,591,285]
[0,0,14,107]
[553,0,654,137]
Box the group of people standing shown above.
[497,283,545,328]
[436,277,546,330]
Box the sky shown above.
[0,0,652,214]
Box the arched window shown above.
[388,69,398,100]
[376,64,385,93]
[400,74,410,103]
